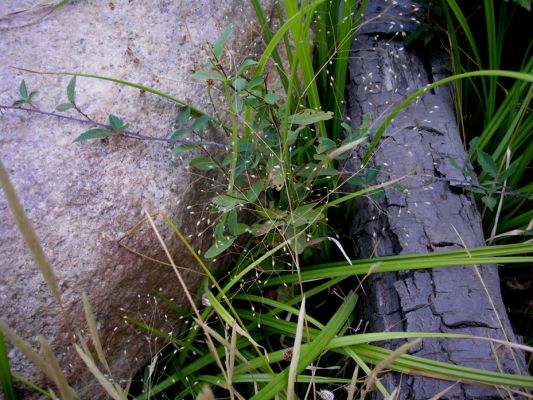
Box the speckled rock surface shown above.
[0,1,271,397]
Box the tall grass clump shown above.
[1,0,533,399]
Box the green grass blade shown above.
[250,291,357,400]
[0,333,16,400]
[250,0,289,93]
[362,70,533,165]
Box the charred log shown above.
[344,1,528,398]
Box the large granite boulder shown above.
[0,0,271,396]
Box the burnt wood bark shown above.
[344,2,528,398]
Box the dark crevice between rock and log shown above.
[343,1,529,399]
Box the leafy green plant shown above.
[12,80,37,106]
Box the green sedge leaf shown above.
[108,114,124,131]
[170,127,191,140]
[67,76,76,104]
[73,128,113,143]
[264,92,279,105]
[213,25,232,59]
[204,235,235,259]
[477,149,498,178]
[288,109,333,125]
[56,103,74,112]
[18,80,28,98]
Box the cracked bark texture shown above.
[345,1,528,398]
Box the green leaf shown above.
[18,80,28,98]
[191,70,211,80]
[238,59,258,75]
[213,25,232,59]
[315,137,336,154]
[501,164,517,181]
[204,235,235,259]
[172,144,199,155]
[292,204,322,228]
[214,221,225,240]
[232,95,244,113]
[509,0,531,11]
[482,195,497,210]
[27,91,38,101]
[248,76,264,90]
[233,78,248,91]
[212,194,247,211]
[365,166,382,184]
[177,106,191,124]
[192,70,225,81]
[234,223,248,236]
[244,180,264,203]
[264,92,279,105]
[448,157,461,170]
[170,127,191,140]
[12,99,27,106]
[73,128,114,142]
[477,149,499,178]
[468,137,480,159]
[190,157,218,171]
[192,115,210,131]
[56,102,74,112]
[67,76,76,104]
[227,209,238,236]
[288,109,333,125]
[108,114,124,132]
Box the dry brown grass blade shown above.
[346,363,360,400]
[288,296,306,400]
[143,210,237,398]
[81,292,111,375]
[0,321,50,379]
[74,344,127,400]
[0,159,62,306]
[428,382,459,400]
[38,336,79,400]
[361,339,422,398]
